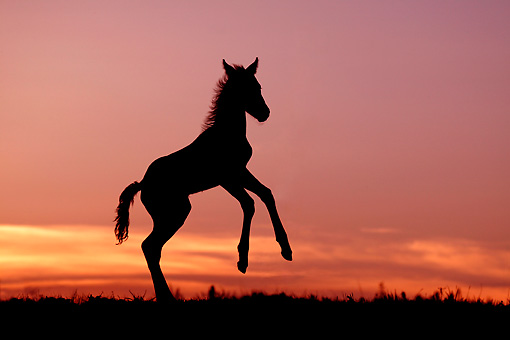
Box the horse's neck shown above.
[213,107,247,138]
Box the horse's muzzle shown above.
[256,108,270,122]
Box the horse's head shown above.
[223,57,270,122]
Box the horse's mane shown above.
[203,64,245,130]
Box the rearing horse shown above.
[114,58,292,302]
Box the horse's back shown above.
[141,145,221,197]
[140,128,251,197]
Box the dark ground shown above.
[1,288,508,337]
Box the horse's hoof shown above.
[281,249,293,261]
[277,238,293,261]
[237,260,248,274]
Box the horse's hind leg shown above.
[141,196,191,303]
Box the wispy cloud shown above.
[1,224,509,301]
[360,227,399,234]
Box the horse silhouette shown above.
[114,58,292,302]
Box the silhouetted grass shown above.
[1,286,508,335]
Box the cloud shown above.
[278,227,510,299]
[1,224,509,301]
[360,227,399,234]
[0,224,297,298]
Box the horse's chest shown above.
[236,140,252,164]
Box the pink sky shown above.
[1,1,510,300]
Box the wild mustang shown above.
[114,58,292,302]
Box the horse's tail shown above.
[114,181,142,245]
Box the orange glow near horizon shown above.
[1,1,510,303]
[1,224,509,302]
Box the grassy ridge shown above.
[1,286,509,336]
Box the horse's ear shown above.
[223,59,235,76]
[246,57,259,74]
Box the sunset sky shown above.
[1,1,510,301]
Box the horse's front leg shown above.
[242,169,292,261]
[221,183,255,274]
